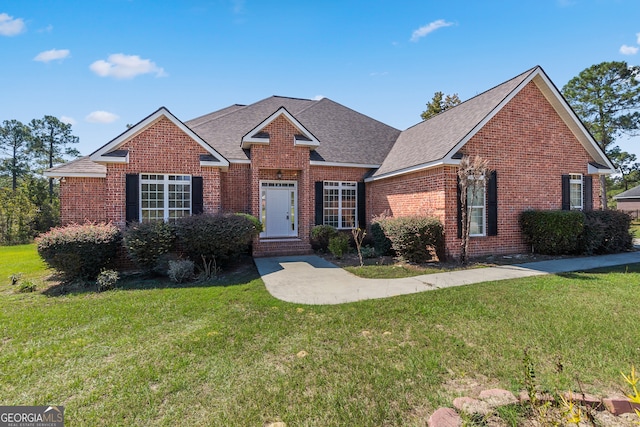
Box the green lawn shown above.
[631,221,640,238]
[1,245,640,426]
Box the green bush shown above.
[17,280,36,293]
[328,233,350,258]
[123,221,176,270]
[370,222,393,256]
[310,225,338,252]
[36,222,122,280]
[375,216,444,263]
[174,213,260,271]
[520,210,584,255]
[96,269,119,292]
[235,213,263,233]
[580,210,633,255]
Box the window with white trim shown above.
[323,181,357,229]
[467,179,486,236]
[140,174,191,222]
[569,174,583,210]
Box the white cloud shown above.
[410,19,453,42]
[620,44,639,55]
[313,95,325,101]
[37,24,53,33]
[34,49,70,63]
[0,12,26,36]
[60,116,76,126]
[85,111,119,124]
[637,32,640,45]
[89,54,166,79]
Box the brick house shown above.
[45,66,614,259]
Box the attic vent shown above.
[294,134,312,142]
[199,154,220,163]
[252,131,269,139]
[103,149,129,157]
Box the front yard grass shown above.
[1,244,640,426]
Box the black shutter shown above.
[192,176,203,214]
[561,175,571,211]
[456,176,462,239]
[315,181,324,225]
[125,174,139,224]
[357,182,366,229]
[487,171,498,236]
[583,175,593,211]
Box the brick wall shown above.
[370,80,603,260]
[59,177,107,224]
[104,116,223,227]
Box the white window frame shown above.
[140,174,192,222]
[323,181,358,229]
[569,173,583,211]
[467,178,486,237]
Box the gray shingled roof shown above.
[373,67,538,177]
[45,156,106,177]
[186,96,401,164]
[614,184,640,199]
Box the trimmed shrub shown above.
[310,225,338,251]
[235,213,263,233]
[96,269,119,292]
[168,259,195,283]
[36,222,122,280]
[370,221,393,256]
[375,216,444,263]
[520,210,584,255]
[174,213,260,272]
[580,210,633,255]
[328,233,350,258]
[123,221,176,271]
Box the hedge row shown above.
[36,213,261,281]
[520,210,633,255]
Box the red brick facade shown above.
[57,77,609,260]
[59,177,107,224]
[370,81,602,259]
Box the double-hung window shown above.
[140,174,191,222]
[467,179,486,236]
[569,174,583,210]
[323,181,357,229]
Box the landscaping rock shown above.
[452,396,492,416]
[562,391,603,410]
[603,397,640,415]
[427,407,461,427]
[478,388,517,407]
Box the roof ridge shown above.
[403,65,540,132]
[307,97,401,132]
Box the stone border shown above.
[428,388,640,426]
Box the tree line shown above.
[0,116,79,244]
[421,61,640,207]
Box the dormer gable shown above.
[241,107,320,149]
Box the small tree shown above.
[421,91,461,120]
[458,155,491,264]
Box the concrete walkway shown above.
[254,251,640,305]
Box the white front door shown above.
[260,181,297,238]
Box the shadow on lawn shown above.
[42,256,261,297]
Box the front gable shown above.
[241,107,320,149]
[90,107,229,170]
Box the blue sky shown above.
[1,0,639,157]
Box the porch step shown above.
[253,238,313,257]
